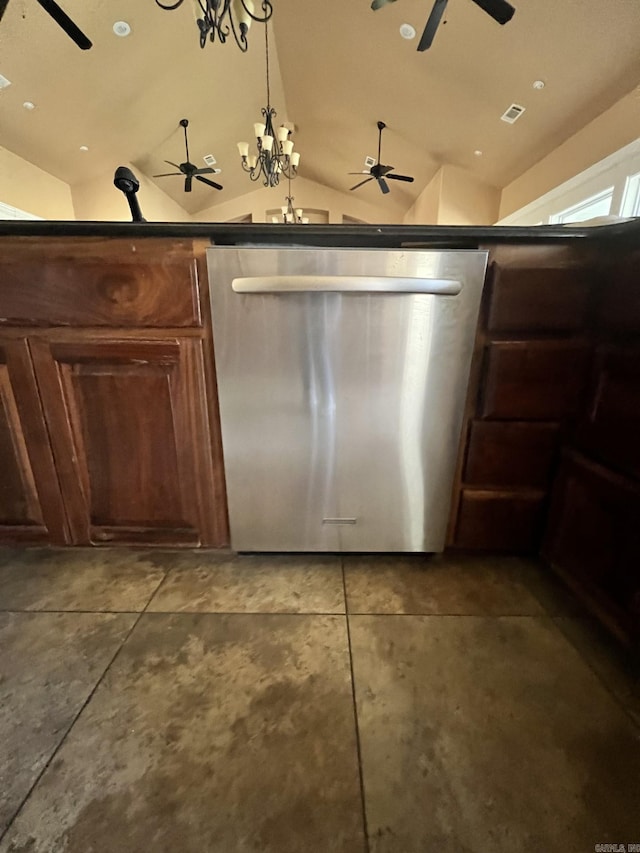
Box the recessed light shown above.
[79,145,89,152]
[533,80,545,90]
[474,150,483,156]
[400,23,416,39]
[23,101,35,110]
[113,21,131,37]
[0,73,11,90]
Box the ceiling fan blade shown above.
[348,172,371,176]
[35,0,92,49]
[379,164,395,176]
[378,178,390,194]
[0,0,10,23]
[350,177,375,191]
[193,167,216,175]
[387,173,415,182]
[370,0,397,9]
[153,172,183,177]
[196,175,223,190]
[165,160,183,171]
[185,175,193,193]
[418,0,449,51]
[470,0,515,25]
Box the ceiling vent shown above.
[501,103,526,124]
[203,154,217,167]
[0,73,12,90]
[364,155,376,169]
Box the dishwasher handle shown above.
[232,275,461,295]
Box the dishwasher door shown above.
[208,247,487,552]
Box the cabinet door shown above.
[29,337,225,547]
[0,339,67,543]
[543,451,640,645]
[576,346,640,481]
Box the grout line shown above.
[0,608,145,846]
[0,571,169,844]
[0,608,143,615]
[342,559,371,853]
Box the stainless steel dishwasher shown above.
[208,247,487,552]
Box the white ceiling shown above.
[1,0,640,216]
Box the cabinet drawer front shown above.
[0,240,201,327]
[454,489,544,552]
[481,341,590,420]
[488,266,593,333]
[464,421,560,488]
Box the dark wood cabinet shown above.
[0,237,228,549]
[0,339,67,543]
[543,451,640,646]
[576,345,640,481]
[487,265,593,333]
[29,336,223,547]
[455,489,544,552]
[481,340,591,420]
[464,421,560,489]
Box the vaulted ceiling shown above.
[1,0,640,216]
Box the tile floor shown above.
[0,549,639,853]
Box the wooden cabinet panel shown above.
[488,266,593,333]
[576,346,640,481]
[454,489,544,552]
[543,452,640,644]
[0,340,67,543]
[598,256,640,334]
[29,337,227,547]
[464,421,560,488]
[481,341,590,420]
[0,239,201,327]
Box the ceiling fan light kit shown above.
[154,0,272,51]
[349,121,414,196]
[237,22,300,187]
[153,119,224,193]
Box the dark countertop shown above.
[1,218,640,247]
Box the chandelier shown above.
[237,22,300,187]
[154,0,273,52]
[271,176,309,223]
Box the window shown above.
[497,137,640,227]
[0,201,41,220]
[549,187,614,224]
[620,170,640,217]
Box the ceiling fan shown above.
[349,121,414,195]
[0,0,92,49]
[153,119,223,194]
[371,0,515,51]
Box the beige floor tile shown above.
[554,615,640,728]
[0,614,364,853]
[146,552,345,613]
[0,549,167,612]
[343,554,551,615]
[0,612,135,836]
[350,614,640,853]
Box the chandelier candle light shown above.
[154,0,272,51]
[272,175,309,223]
[237,22,300,187]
